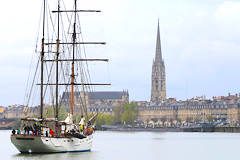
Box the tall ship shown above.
[10,0,109,153]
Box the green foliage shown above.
[121,102,138,125]
[207,115,214,122]
[44,107,54,118]
[44,106,68,121]
[95,113,114,129]
[113,106,124,122]
[73,114,82,124]
[70,112,114,129]
[11,118,21,129]
[41,102,139,128]
[58,106,68,121]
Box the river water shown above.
[1,130,240,160]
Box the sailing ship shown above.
[10,0,109,153]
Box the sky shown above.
[1,0,240,106]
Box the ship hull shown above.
[10,134,93,153]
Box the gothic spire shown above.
[155,20,162,63]
[151,19,166,103]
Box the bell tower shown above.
[150,20,166,104]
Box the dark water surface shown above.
[1,130,240,160]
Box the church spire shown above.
[155,19,162,63]
[151,20,166,104]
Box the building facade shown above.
[139,104,240,123]
[139,94,240,123]
[61,91,129,109]
[1,105,39,119]
[151,21,166,104]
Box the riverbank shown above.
[0,118,18,130]
[101,125,240,133]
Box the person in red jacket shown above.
[50,129,54,137]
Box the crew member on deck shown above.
[46,130,48,137]
[79,116,85,132]
[50,129,54,137]
[12,129,16,135]
[17,129,21,134]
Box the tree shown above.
[11,118,21,129]
[44,106,68,121]
[121,102,138,125]
[207,115,214,122]
[95,113,114,129]
[44,107,54,118]
[58,106,68,121]
[113,107,124,122]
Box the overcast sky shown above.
[1,0,240,106]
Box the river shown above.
[1,130,240,160]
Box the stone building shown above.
[138,104,240,123]
[3,105,25,118]
[139,94,240,123]
[139,105,177,122]
[88,106,114,116]
[0,107,5,119]
[61,91,129,109]
[60,91,129,116]
[2,105,39,119]
[151,21,166,104]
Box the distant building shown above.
[151,20,166,104]
[135,101,149,107]
[0,107,5,119]
[2,105,39,119]
[61,91,129,108]
[139,93,240,123]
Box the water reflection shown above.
[13,151,95,160]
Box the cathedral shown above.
[151,21,166,103]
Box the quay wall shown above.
[101,125,240,133]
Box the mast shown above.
[40,0,46,119]
[70,0,77,116]
[44,1,109,124]
[55,0,60,121]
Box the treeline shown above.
[95,102,139,129]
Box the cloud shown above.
[215,1,240,20]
